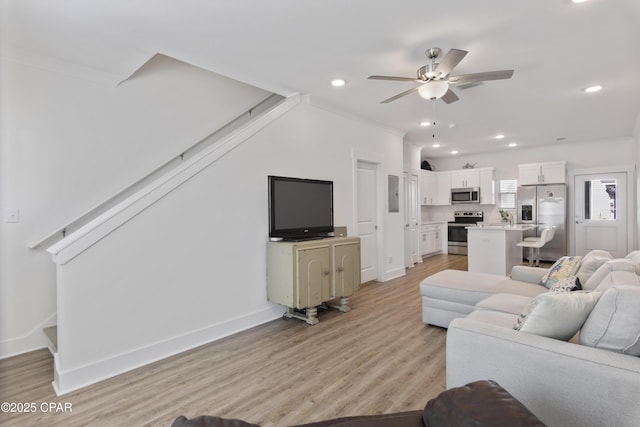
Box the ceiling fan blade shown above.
[449,70,514,84]
[380,86,420,103]
[433,49,468,77]
[441,88,459,104]
[368,75,420,82]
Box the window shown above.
[499,179,518,209]
[584,179,617,220]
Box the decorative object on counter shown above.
[499,209,510,222]
[462,162,477,169]
[421,160,433,170]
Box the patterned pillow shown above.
[541,256,583,289]
[549,275,582,292]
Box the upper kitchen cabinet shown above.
[518,161,567,185]
[436,171,452,205]
[479,168,496,204]
[420,170,437,205]
[451,169,480,189]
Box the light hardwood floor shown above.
[0,254,468,427]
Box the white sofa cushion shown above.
[514,291,601,341]
[420,269,546,306]
[580,286,640,356]
[465,310,520,328]
[583,259,640,291]
[576,250,613,285]
[475,293,533,315]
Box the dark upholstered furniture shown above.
[171,380,544,427]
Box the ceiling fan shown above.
[368,47,514,104]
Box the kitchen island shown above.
[467,224,535,275]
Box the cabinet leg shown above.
[284,307,319,325]
[329,296,351,312]
[338,296,351,312]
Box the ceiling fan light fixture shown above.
[418,81,449,100]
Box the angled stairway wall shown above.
[0,53,275,358]
[3,51,407,395]
[47,93,300,395]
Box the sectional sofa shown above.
[420,251,640,427]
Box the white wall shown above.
[0,56,405,363]
[0,55,271,357]
[50,97,404,392]
[635,112,640,249]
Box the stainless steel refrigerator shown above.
[517,184,567,262]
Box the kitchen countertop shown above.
[466,223,534,231]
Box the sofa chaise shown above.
[420,250,640,426]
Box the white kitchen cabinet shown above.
[420,170,437,205]
[436,171,451,205]
[518,161,566,185]
[420,223,442,256]
[451,169,480,189]
[479,168,496,204]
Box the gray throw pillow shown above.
[580,285,640,356]
[514,291,601,341]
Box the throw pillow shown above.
[513,291,601,341]
[549,275,582,292]
[540,256,583,289]
[583,259,640,291]
[579,286,640,356]
[576,250,613,286]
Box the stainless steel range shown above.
[448,211,484,255]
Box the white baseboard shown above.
[0,313,57,359]
[53,306,283,395]
[382,267,406,282]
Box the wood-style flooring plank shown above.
[0,254,467,427]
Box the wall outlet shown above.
[5,208,20,223]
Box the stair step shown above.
[43,326,57,353]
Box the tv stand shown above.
[267,236,361,324]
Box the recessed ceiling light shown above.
[572,0,588,3]
[432,143,440,148]
[451,150,459,155]
[420,121,431,127]
[331,78,346,87]
[508,142,517,148]
[495,134,505,140]
[584,85,603,93]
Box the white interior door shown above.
[404,172,413,267]
[574,172,627,258]
[409,172,420,264]
[357,161,378,282]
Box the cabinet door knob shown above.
[337,267,344,272]
[324,270,330,276]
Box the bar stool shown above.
[517,227,555,267]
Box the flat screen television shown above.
[268,175,334,240]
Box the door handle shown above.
[575,220,583,224]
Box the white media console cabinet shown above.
[267,236,361,324]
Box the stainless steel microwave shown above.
[451,187,480,204]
